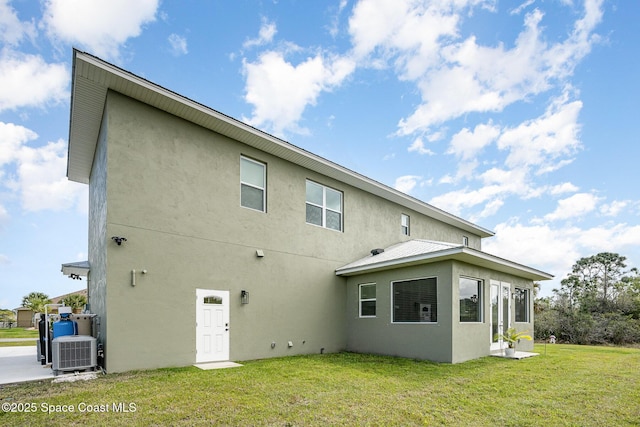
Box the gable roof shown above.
[336,239,553,281]
[67,49,493,238]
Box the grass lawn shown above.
[0,328,38,339]
[1,344,639,426]
[0,328,37,347]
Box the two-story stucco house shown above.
[65,50,552,373]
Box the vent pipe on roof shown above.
[371,248,384,256]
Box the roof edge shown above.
[336,246,553,281]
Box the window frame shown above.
[462,236,469,246]
[358,283,376,318]
[514,287,530,323]
[391,276,438,324]
[459,276,483,323]
[240,156,266,212]
[305,179,343,231]
[401,214,410,236]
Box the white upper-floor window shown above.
[240,156,266,212]
[305,180,342,231]
[401,214,410,236]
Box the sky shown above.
[1,0,639,310]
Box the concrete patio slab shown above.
[193,361,243,370]
[490,351,539,360]
[0,346,54,385]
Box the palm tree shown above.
[21,292,51,314]
[61,294,87,312]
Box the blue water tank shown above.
[53,319,77,339]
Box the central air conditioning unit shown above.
[52,335,97,375]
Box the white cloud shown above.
[483,222,581,282]
[348,0,462,70]
[497,91,583,171]
[0,0,36,45]
[242,51,355,136]
[447,122,500,160]
[429,185,503,216]
[475,198,504,221]
[544,192,600,222]
[407,137,434,155]
[168,34,188,56]
[0,253,9,265]
[484,220,640,293]
[549,182,579,195]
[600,200,627,217]
[243,18,277,49]
[394,175,422,194]
[0,121,37,165]
[0,122,86,212]
[389,1,603,135]
[42,0,159,60]
[16,139,86,212]
[0,50,68,112]
[511,0,536,15]
[0,204,9,232]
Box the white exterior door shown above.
[196,289,229,363]
[490,281,511,352]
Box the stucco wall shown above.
[345,260,535,364]
[88,113,109,364]
[450,261,534,363]
[96,91,482,372]
[346,263,454,363]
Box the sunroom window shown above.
[392,277,437,323]
[515,288,530,322]
[459,277,482,322]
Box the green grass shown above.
[1,344,639,426]
[0,328,37,347]
[0,328,38,339]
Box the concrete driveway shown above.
[0,345,54,385]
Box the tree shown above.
[61,294,87,311]
[565,252,631,310]
[21,292,51,314]
[545,252,640,345]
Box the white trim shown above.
[305,179,343,231]
[459,276,483,323]
[401,214,410,236]
[240,156,266,212]
[358,283,377,318]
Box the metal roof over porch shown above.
[335,239,553,281]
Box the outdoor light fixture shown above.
[111,236,127,246]
[241,290,249,304]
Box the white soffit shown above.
[67,49,494,238]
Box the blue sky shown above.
[1,0,639,309]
